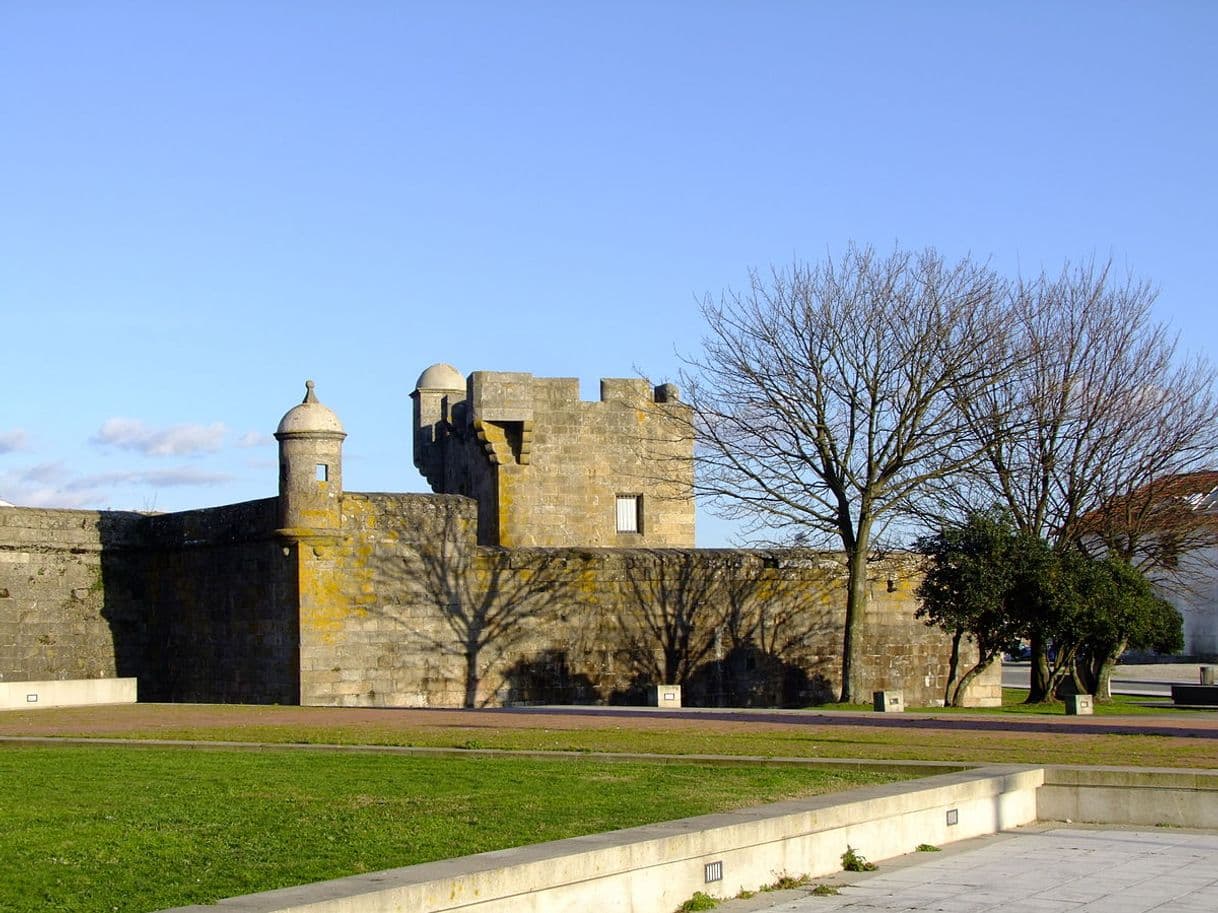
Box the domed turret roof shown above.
[414,363,465,391]
[276,380,346,436]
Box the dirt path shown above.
[3,701,1218,741]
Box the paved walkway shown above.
[715,826,1218,913]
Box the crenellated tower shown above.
[410,364,695,548]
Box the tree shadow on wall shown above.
[502,648,601,705]
[613,550,838,707]
[685,642,833,707]
[407,507,584,708]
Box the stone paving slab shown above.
[712,826,1218,913]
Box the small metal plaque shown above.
[26,693,38,703]
[946,808,959,826]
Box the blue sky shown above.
[2,1,1215,546]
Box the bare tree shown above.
[956,260,1218,700]
[678,245,1010,702]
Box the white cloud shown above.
[0,429,29,453]
[67,468,233,491]
[9,488,99,509]
[236,430,273,448]
[19,462,70,484]
[0,463,233,508]
[91,418,228,456]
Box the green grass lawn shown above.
[817,689,1187,715]
[0,744,910,913]
[7,694,1217,768]
[928,689,1181,715]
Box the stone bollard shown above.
[648,684,682,708]
[873,690,904,712]
[1201,666,1216,686]
[1066,694,1093,715]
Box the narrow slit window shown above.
[316,463,329,482]
[616,495,641,534]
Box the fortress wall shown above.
[0,501,298,703]
[3,496,992,710]
[299,496,991,708]
[297,493,481,707]
[466,549,987,708]
[0,506,145,684]
[135,499,298,703]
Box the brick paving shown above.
[716,826,1218,913]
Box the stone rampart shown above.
[3,495,995,710]
[297,495,991,708]
[0,506,143,684]
[137,499,298,703]
[0,501,297,704]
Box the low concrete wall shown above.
[164,765,1042,913]
[0,677,137,710]
[1038,765,1218,829]
[154,763,1218,913]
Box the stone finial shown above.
[276,380,345,437]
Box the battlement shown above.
[465,372,679,409]
[412,365,694,548]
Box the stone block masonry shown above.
[0,506,142,684]
[2,493,995,709]
[295,494,993,709]
[0,501,298,704]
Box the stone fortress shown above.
[0,368,998,708]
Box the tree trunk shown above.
[1093,640,1126,703]
[944,628,964,706]
[1068,662,1088,697]
[1025,633,1052,703]
[463,651,479,709]
[839,544,870,703]
[1046,644,1078,700]
[1072,655,1097,696]
[949,652,999,707]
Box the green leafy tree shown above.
[918,511,1183,704]
[915,510,1052,705]
[1060,554,1183,701]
